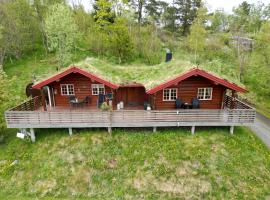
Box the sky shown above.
[70,0,270,13]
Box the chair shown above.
[106,93,113,100]
[68,96,77,107]
[192,98,200,109]
[98,94,105,108]
[144,102,148,110]
[176,98,183,109]
[77,96,91,107]
[82,96,91,105]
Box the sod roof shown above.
[33,57,245,91]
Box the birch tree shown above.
[188,7,207,63]
[45,3,78,68]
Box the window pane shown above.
[170,89,177,100]
[92,84,105,95]
[163,89,170,100]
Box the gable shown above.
[146,68,247,94]
[32,66,119,90]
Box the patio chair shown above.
[98,94,105,108]
[82,96,91,105]
[144,102,149,110]
[68,96,77,107]
[176,98,183,109]
[77,96,91,107]
[192,98,200,109]
[106,93,113,100]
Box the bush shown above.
[130,25,163,65]
[100,102,112,111]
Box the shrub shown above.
[100,102,112,111]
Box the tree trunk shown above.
[138,0,143,26]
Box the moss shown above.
[34,56,244,90]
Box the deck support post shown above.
[191,126,195,135]
[153,127,157,133]
[30,128,35,142]
[108,127,112,136]
[68,128,73,136]
[230,126,234,135]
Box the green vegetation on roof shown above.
[35,57,244,90]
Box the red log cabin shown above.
[31,66,247,111]
[6,65,255,140]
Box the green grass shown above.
[34,53,244,90]
[0,127,269,199]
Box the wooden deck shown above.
[5,95,256,129]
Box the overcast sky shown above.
[71,0,270,13]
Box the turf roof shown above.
[34,57,244,90]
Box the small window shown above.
[197,88,213,100]
[61,84,74,96]
[163,88,177,101]
[92,84,105,95]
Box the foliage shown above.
[100,102,112,111]
[131,25,163,65]
[108,18,134,63]
[0,0,41,67]
[174,0,202,35]
[0,71,13,134]
[45,3,79,68]
[188,7,207,63]
[245,22,270,99]
[93,0,115,28]
[209,9,229,32]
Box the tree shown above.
[93,0,115,28]
[108,18,134,63]
[255,22,270,66]
[45,3,79,68]
[174,0,201,35]
[0,0,41,69]
[160,3,177,32]
[129,0,165,26]
[209,9,229,32]
[188,7,207,62]
[32,0,65,54]
[230,1,264,33]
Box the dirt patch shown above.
[132,161,211,196]
[57,150,86,164]
[33,179,57,197]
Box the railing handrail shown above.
[9,96,42,111]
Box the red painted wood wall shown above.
[154,76,226,109]
[49,73,112,107]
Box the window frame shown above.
[60,84,75,96]
[197,87,213,100]
[163,88,178,101]
[91,84,105,95]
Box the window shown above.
[197,88,213,100]
[163,88,177,101]
[61,84,74,95]
[92,84,105,95]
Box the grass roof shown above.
[35,57,244,90]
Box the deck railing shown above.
[5,95,256,129]
[5,109,256,128]
[9,96,42,111]
[224,95,253,109]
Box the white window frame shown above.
[60,84,75,96]
[197,87,213,100]
[92,84,105,95]
[163,88,178,101]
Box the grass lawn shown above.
[0,127,269,199]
